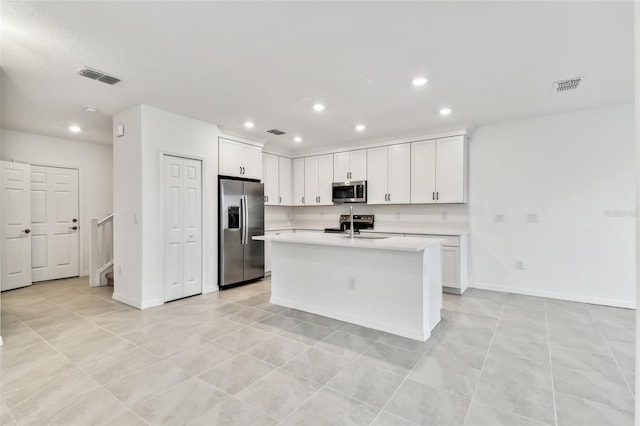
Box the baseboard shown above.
[270,296,430,341]
[140,299,164,310]
[469,282,636,309]
[112,293,165,310]
[203,286,219,295]
[112,292,142,309]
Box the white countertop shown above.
[254,232,444,252]
[265,224,468,236]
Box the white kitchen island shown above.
[254,232,443,341]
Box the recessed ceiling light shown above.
[68,125,82,133]
[439,107,452,116]
[412,77,428,87]
[355,124,366,132]
[312,103,325,112]
[84,106,98,113]
[244,121,255,128]
[293,136,302,143]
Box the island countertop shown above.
[254,232,444,252]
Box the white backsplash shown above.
[266,204,469,230]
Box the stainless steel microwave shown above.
[332,180,367,203]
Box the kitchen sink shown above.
[341,235,389,240]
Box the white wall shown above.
[112,106,144,307]
[113,105,221,309]
[0,129,113,277]
[469,103,635,307]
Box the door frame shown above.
[2,159,83,281]
[159,151,206,302]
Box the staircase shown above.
[89,214,114,287]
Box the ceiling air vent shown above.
[266,129,286,136]
[77,66,121,85]
[552,76,582,93]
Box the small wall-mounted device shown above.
[117,124,125,138]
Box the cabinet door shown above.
[411,140,436,204]
[387,144,411,204]
[218,138,242,177]
[366,146,388,204]
[317,154,334,205]
[279,157,292,205]
[304,156,319,204]
[263,153,279,205]
[441,245,460,289]
[242,144,263,180]
[292,158,305,206]
[349,149,367,181]
[333,152,350,182]
[436,136,465,203]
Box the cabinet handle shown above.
[432,192,435,201]
[240,166,243,174]
[302,197,305,204]
[388,193,391,202]
[436,192,439,200]
[279,196,282,204]
[243,166,246,174]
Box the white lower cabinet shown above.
[401,234,468,294]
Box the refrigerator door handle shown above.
[239,196,244,244]
[242,195,248,245]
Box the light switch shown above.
[117,124,125,137]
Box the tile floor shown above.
[0,277,635,426]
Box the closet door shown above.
[164,155,202,302]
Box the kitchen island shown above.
[253,232,443,341]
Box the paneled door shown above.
[164,155,202,302]
[30,165,79,282]
[1,161,32,291]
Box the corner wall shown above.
[468,103,635,307]
[112,105,221,309]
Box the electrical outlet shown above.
[516,260,524,270]
[348,278,356,290]
[494,214,505,222]
[527,213,538,223]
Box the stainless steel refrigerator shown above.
[219,177,265,289]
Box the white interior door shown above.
[30,165,79,282]
[1,161,32,291]
[164,155,202,302]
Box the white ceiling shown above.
[1,1,634,153]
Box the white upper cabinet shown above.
[263,154,294,206]
[387,144,411,204]
[317,154,334,205]
[279,157,293,205]
[367,144,410,204]
[263,153,279,205]
[292,158,305,206]
[333,149,367,182]
[219,138,262,180]
[435,136,466,203]
[304,154,333,205]
[366,147,388,204]
[411,135,466,204]
[411,140,437,203]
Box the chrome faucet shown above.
[350,205,354,240]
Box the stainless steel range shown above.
[324,214,374,234]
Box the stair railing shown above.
[89,214,114,287]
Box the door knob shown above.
[70,226,78,230]
[24,229,31,234]
[72,218,78,223]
